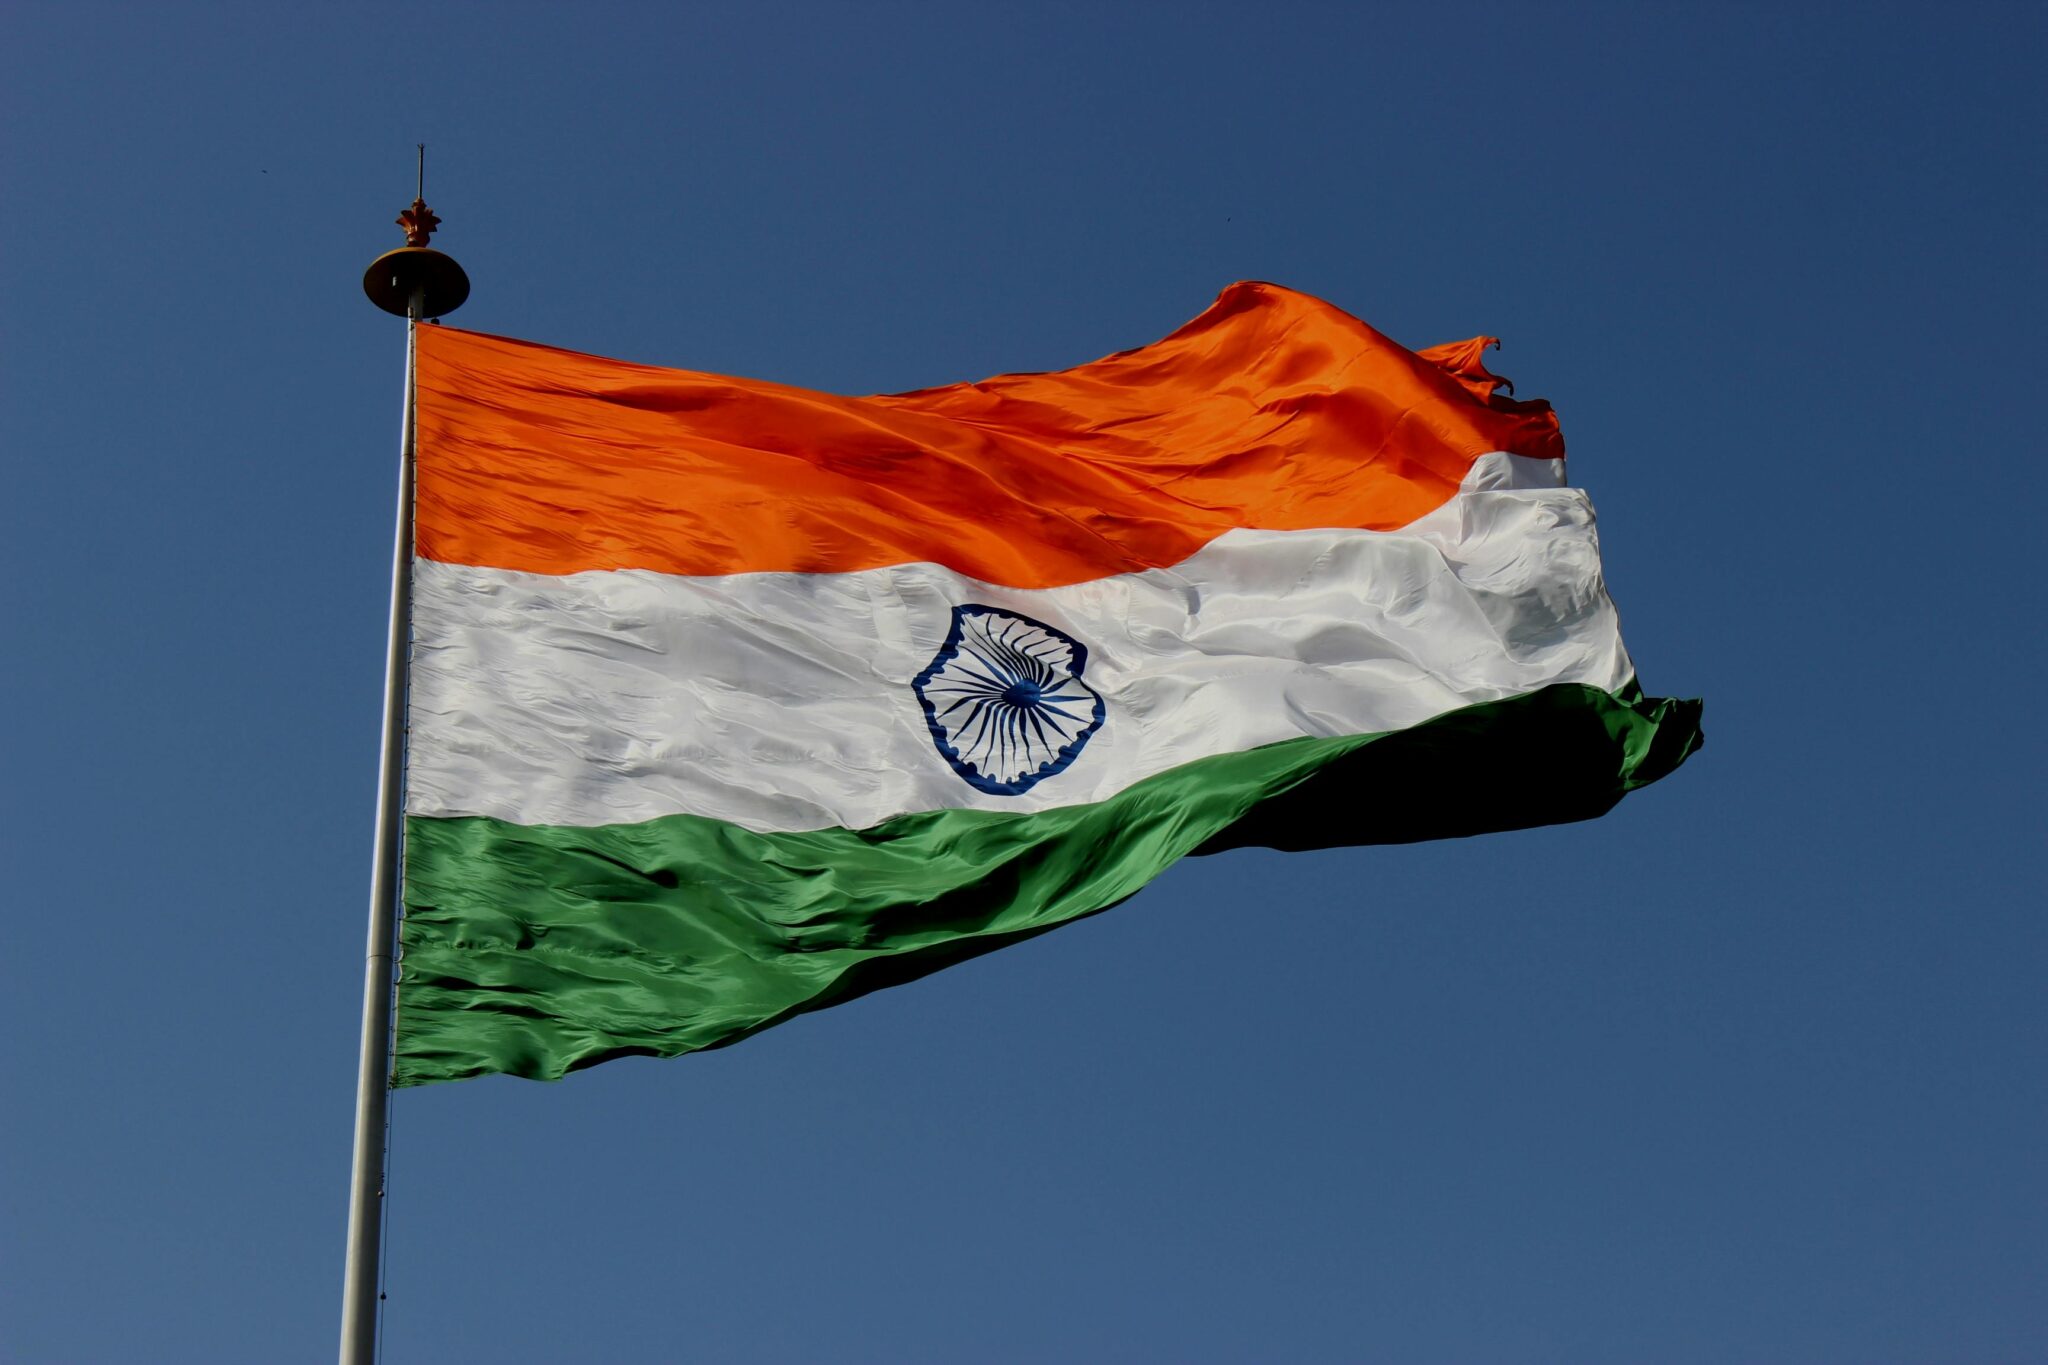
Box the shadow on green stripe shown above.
[395,682,1702,1086]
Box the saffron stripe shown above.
[413,283,1563,587]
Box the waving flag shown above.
[395,282,1701,1086]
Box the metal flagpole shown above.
[345,149,469,1365]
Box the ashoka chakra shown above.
[912,605,1106,796]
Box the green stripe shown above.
[396,682,1702,1086]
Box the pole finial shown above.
[364,143,469,319]
[396,143,441,248]
[397,199,441,249]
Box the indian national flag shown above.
[396,282,1701,1086]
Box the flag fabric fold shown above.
[395,282,1701,1086]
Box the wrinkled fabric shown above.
[411,282,1563,586]
[396,285,1703,1086]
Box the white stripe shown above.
[406,454,1631,833]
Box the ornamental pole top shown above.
[363,145,469,319]
[397,197,442,248]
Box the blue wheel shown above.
[913,605,1107,796]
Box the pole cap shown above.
[364,195,469,318]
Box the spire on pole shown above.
[364,144,469,319]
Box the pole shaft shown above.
[341,292,421,1365]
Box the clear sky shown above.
[4,4,2043,1362]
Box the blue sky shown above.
[3,4,2043,1361]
